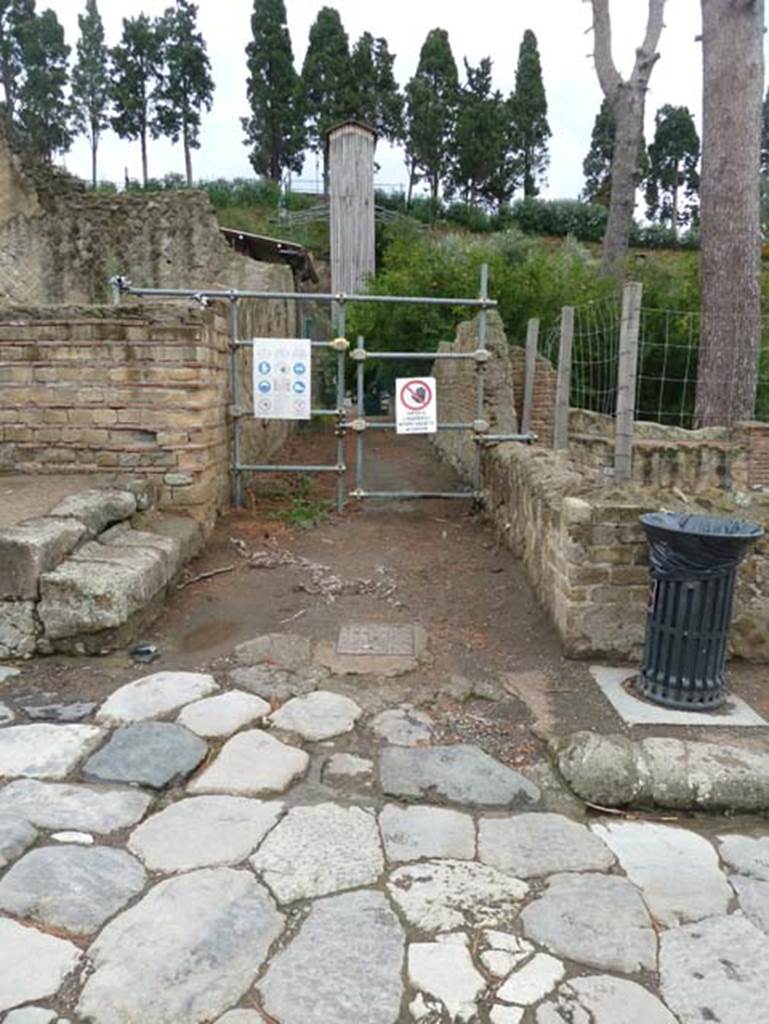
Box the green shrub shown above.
[510,198,608,243]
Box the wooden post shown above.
[614,281,643,482]
[553,306,574,450]
[521,318,539,435]
[327,120,376,297]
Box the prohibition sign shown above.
[400,379,433,412]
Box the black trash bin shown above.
[637,511,763,709]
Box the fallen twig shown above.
[584,800,679,822]
[177,564,236,590]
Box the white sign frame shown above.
[252,338,311,420]
[395,376,437,435]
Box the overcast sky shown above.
[49,0,767,198]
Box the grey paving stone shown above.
[128,796,283,872]
[491,1007,524,1024]
[370,706,435,746]
[387,859,528,933]
[214,1013,263,1024]
[380,744,540,808]
[408,940,485,1021]
[233,633,313,670]
[187,729,308,797]
[77,867,284,1024]
[0,723,104,780]
[660,914,769,1024]
[259,889,404,1024]
[0,811,37,867]
[496,952,565,1006]
[83,722,207,789]
[176,691,270,737]
[250,803,383,903]
[268,690,362,741]
[0,700,15,723]
[0,917,81,1012]
[14,693,98,722]
[478,813,615,878]
[3,1008,58,1024]
[379,803,476,862]
[228,664,325,701]
[0,779,152,832]
[521,873,657,973]
[537,976,677,1024]
[0,845,147,935]
[592,820,732,926]
[323,752,373,783]
[97,671,218,725]
[718,834,769,881]
[0,516,86,600]
[0,600,36,659]
[731,876,769,935]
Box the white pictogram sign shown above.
[395,377,437,435]
[252,338,311,420]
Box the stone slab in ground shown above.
[592,820,732,926]
[731,876,769,935]
[0,700,14,723]
[177,690,269,737]
[0,665,21,682]
[0,844,147,935]
[4,1008,58,1024]
[408,940,485,1021]
[0,917,81,1012]
[250,802,383,903]
[128,796,283,872]
[12,693,98,721]
[718,834,769,881]
[258,889,404,1024]
[478,813,614,878]
[314,624,429,677]
[268,690,362,741]
[228,664,326,701]
[187,729,308,796]
[659,914,769,1024]
[0,811,37,867]
[537,976,677,1024]
[379,803,475,862]
[589,665,766,727]
[387,859,528,933]
[0,723,104,780]
[380,744,540,808]
[215,1013,262,1024]
[521,873,657,973]
[323,752,373,784]
[83,722,207,789]
[97,671,218,725]
[370,706,434,746]
[233,633,313,671]
[0,779,152,832]
[496,952,565,1006]
[77,867,285,1024]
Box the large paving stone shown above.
[536,976,678,1024]
[0,844,146,935]
[0,517,86,600]
[479,813,615,878]
[380,745,540,808]
[0,779,152,832]
[13,693,98,721]
[128,796,283,872]
[496,952,565,1006]
[268,690,362,741]
[0,811,37,867]
[234,633,313,670]
[250,802,383,903]
[408,940,485,1021]
[4,1008,58,1024]
[48,488,137,535]
[521,873,657,973]
[187,729,308,796]
[228,663,326,701]
[0,699,14,723]
[718,834,769,881]
[592,821,732,926]
[97,670,218,725]
[177,690,270,737]
[38,559,153,640]
[77,867,285,1024]
[323,752,374,784]
[731,876,769,935]
[215,1013,262,1024]
[660,914,769,1024]
[370,706,435,746]
[0,600,37,658]
[379,803,476,862]
[0,917,81,1012]
[0,723,104,779]
[83,722,207,789]
[259,889,404,1024]
[388,859,528,933]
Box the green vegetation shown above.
[265,477,331,530]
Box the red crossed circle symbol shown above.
[400,379,433,411]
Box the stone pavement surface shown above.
[0,652,769,1023]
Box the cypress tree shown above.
[301,6,355,182]
[0,0,35,122]
[110,14,163,186]
[450,57,504,204]
[16,7,72,160]
[510,29,550,198]
[350,32,403,144]
[644,104,700,235]
[404,27,458,205]
[582,98,615,205]
[71,0,110,186]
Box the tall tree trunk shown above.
[183,122,192,186]
[695,0,764,427]
[590,0,666,277]
[91,133,98,188]
[140,129,148,187]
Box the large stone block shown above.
[0,601,36,658]
[38,560,153,639]
[0,517,85,599]
[47,488,136,535]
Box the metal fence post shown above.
[228,296,242,507]
[473,263,489,494]
[334,299,347,514]
[614,281,643,482]
[553,306,574,450]
[521,317,539,435]
[355,335,365,494]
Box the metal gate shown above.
[110,265,533,512]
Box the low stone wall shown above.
[510,346,557,446]
[483,442,769,663]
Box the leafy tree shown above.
[110,14,163,186]
[644,104,699,235]
[154,0,214,185]
[449,58,508,205]
[242,0,304,182]
[16,7,71,160]
[480,94,521,212]
[582,99,615,205]
[0,0,34,122]
[71,0,109,186]
[350,32,403,144]
[404,27,458,205]
[510,29,550,198]
[301,6,355,182]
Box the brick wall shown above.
[510,347,557,446]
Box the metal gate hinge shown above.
[350,418,367,432]
[329,336,350,351]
